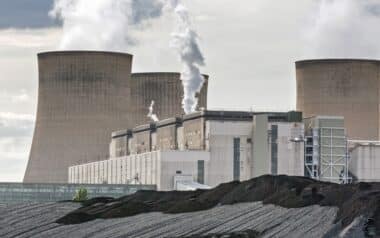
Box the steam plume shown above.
[147,100,159,122]
[168,0,205,114]
[307,0,380,58]
[50,0,164,50]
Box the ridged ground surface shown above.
[0,202,343,238]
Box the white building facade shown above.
[69,111,305,190]
[349,141,380,182]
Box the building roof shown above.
[111,110,303,136]
[296,58,380,66]
[38,51,133,58]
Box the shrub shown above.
[73,188,88,202]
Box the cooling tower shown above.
[130,72,208,126]
[24,51,133,183]
[296,59,380,140]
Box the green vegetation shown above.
[73,188,88,202]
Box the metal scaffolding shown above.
[304,117,351,184]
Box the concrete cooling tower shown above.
[24,51,134,183]
[296,59,380,140]
[24,52,210,184]
[130,72,209,125]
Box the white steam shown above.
[306,0,380,58]
[147,100,159,122]
[50,0,206,114]
[168,0,205,114]
[50,0,164,50]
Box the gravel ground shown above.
[0,202,346,238]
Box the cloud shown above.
[0,90,30,103]
[304,0,380,58]
[0,137,31,182]
[0,112,34,138]
[50,0,164,50]
[0,0,60,29]
[0,28,61,48]
[0,112,34,182]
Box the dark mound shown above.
[56,175,380,232]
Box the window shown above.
[271,125,278,175]
[233,138,240,181]
[197,160,205,184]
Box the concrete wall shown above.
[252,115,269,177]
[130,73,209,126]
[156,119,181,151]
[296,59,380,140]
[160,151,210,190]
[349,145,380,182]
[132,129,152,154]
[69,151,210,191]
[275,123,304,176]
[110,135,128,158]
[206,121,253,187]
[183,117,205,150]
[156,125,177,150]
[25,51,133,183]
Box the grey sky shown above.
[1,0,380,181]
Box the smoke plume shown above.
[50,0,164,51]
[168,0,205,114]
[51,0,206,114]
[147,100,159,122]
[307,0,380,58]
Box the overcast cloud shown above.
[1,0,380,181]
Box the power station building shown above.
[24,51,209,184]
[69,110,305,190]
[296,59,380,141]
[23,51,380,188]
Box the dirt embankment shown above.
[56,175,380,232]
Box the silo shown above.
[24,51,134,183]
[296,59,380,140]
[130,72,208,126]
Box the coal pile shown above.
[184,229,260,238]
[56,175,380,233]
[0,201,336,237]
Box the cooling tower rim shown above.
[296,58,380,66]
[38,50,133,58]
[132,72,210,79]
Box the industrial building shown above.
[22,51,380,190]
[24,51,209,184]
[348,140,380,182]
[296,59,380,141]
[69,110,305,190]
[304,116,349,183]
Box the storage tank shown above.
[130,72,208,126]
[296,59,380,140]
[24,51,134,183]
